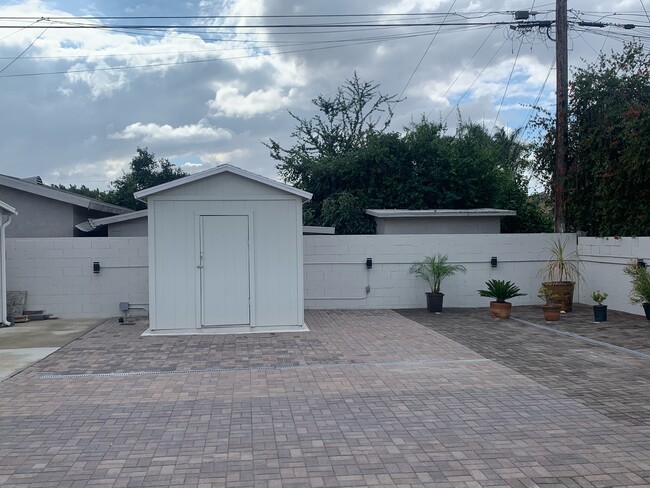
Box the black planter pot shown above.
[426,292,444,313]
[593,305,607,322]
[644,303,650,321]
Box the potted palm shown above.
[591,291,608,322]
[623,261,650,320]
[409,253,466,313]
[478,279,526,319]
[538,236,581,312]
[538,283,561,321]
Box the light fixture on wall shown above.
[638,258,646,268]
[366,258,373,269]
[93,261,101,273]
[490,257,498,267]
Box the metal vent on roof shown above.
[21,176,43,185]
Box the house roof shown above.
[365,208,516,218]
[133,164,312,201]
[0,174,131,215]
[0,199,17,215]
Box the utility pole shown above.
[555,0,568,233]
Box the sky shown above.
[0,0,646,189]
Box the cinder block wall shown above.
[6,238,148,318]
[578,237,650,316]
[303,233,570,309]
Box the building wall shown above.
[5,237,148,318]
[108,218,148,237]
[1,185,75,238]
[578,237,650,316]
[375,216,502,234]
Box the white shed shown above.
[134,165,312,334]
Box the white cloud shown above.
[208,84,295,118]
[108,122,232,143]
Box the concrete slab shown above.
[0,319,104,381]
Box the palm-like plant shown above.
[538,236,581,283]
[623,261,650,304]
[409,253,466,294]
[478,280,526,303]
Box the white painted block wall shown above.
[303,233,573,309]
[578,237,650,316]
[6,238,148,318]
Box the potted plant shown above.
[538,236,581,312]
[409,253,466,313]
[623,261,650,320]
[591,290,608,322]
[538,283,561,321]
[478,279,526,319]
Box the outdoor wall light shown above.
[366,258,373,269]
[638,258,646,268]
[490,257,498,267]
[93,261,101,273]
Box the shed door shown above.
[200,215,250,326]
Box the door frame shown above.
[194,211,256,328]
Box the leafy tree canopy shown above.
[54,147,187,211]
[267,74,551,234]
[532,42,650,236]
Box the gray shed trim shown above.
[134,164,312,201]
[366,208,516,218]
[0,174,130,215]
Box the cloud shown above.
[208,85,296,118]
[109,122,232,143]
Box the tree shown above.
[532,42,650,236]
[266,74,551,233]
[105,147,187,210]
[51,184,109,201]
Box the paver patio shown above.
[0,308,649,487]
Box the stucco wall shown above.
[375,216,502,234]
[108,218,148,237]
[1,186,75,238]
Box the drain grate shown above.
[511,317,650,360]
[40,357,490,379]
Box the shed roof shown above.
[365,208,516,218]
[0,174,130,215]
[0,199,17,215]
[134,164,312,201]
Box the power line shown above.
[492,39,523,132]
[0,21,49,74]
[398,0,457,100]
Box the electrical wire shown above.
[398,0,456,100]
[0,21,49,74]
[492,39,523,132]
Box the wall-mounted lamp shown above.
[637,258,646,268]
[93,261,101,274]
[490,257,498,268]
[366,258,373,269]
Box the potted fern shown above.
[478,279,526,319]
[591,291,608,322]
[409,253,466,313]
[623,261,650,320]
[538,236,581,312]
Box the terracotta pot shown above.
[543,281,575,312]
[489,301,512,319]
[426,292,444,313]
[542,304,561,321]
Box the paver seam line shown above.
[39,357,491,379]
[511,316,650,360]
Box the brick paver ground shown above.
[0,309,649,487]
